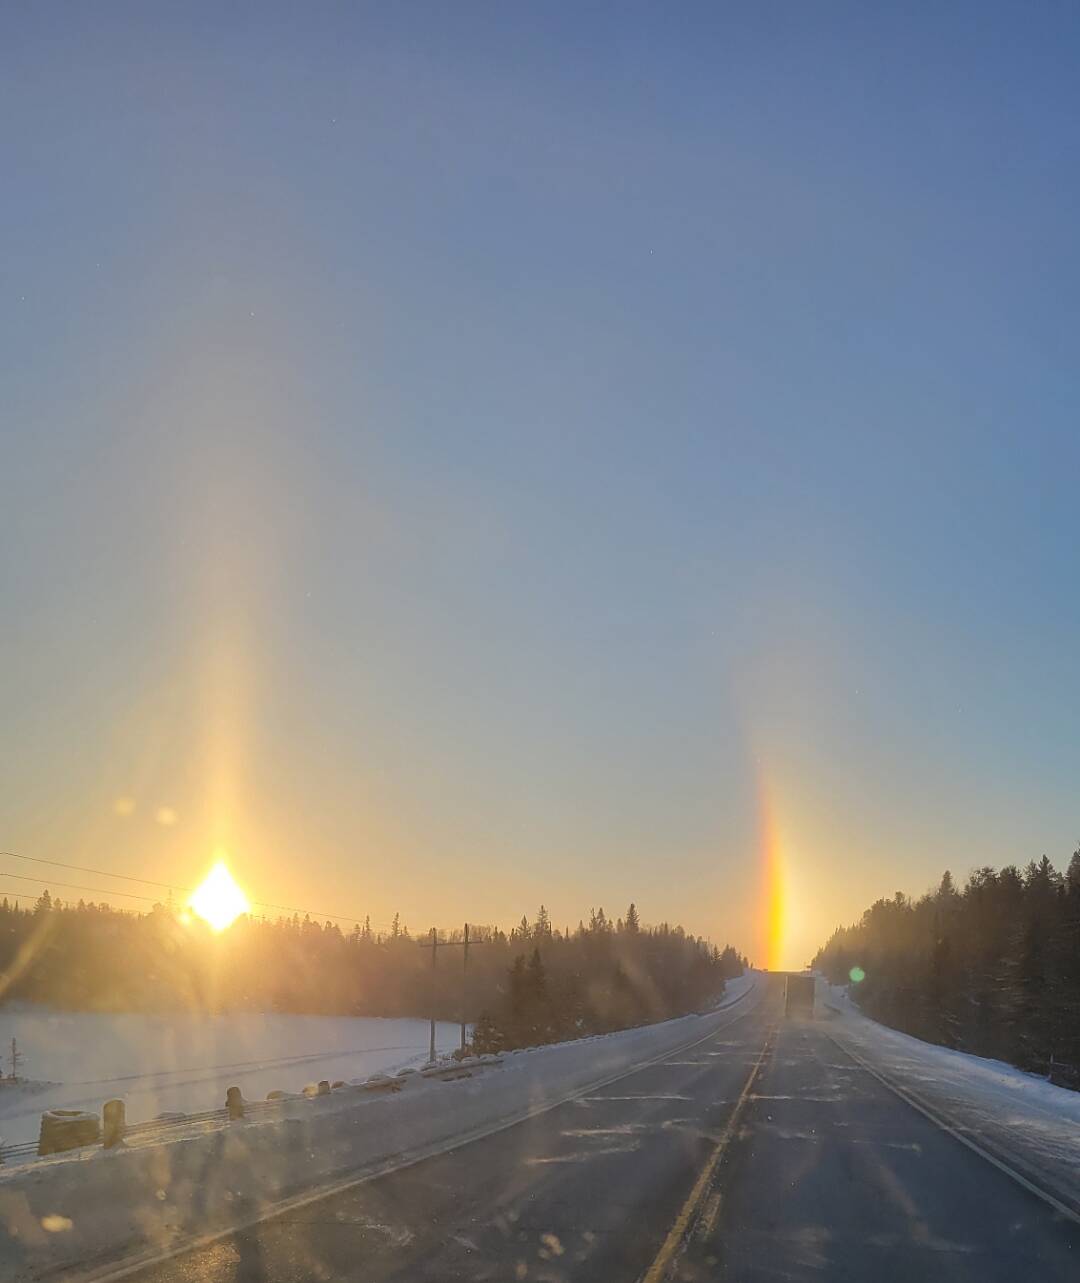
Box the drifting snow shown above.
[0,975,760,1281]
[0,1012,462,1147]
[820,980,1080,1213]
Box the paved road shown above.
[124,977,1078,1282]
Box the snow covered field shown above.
[820,980,1080,1215]
[0,1011,462,1147]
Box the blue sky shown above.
[3,3,1079,966]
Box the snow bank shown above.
[820,980,1080,1215]
[0,976,760,1281]
[0,1013,462,1147]
[712,969,754,1008]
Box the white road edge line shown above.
[825,1029,1080,1229]
[74,980,762,1283]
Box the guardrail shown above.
[0,1055,504,1167]
[1,1098,291,1164]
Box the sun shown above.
[189,860,249,932]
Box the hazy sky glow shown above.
[4,3,1080,968]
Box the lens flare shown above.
[189,860,249,932]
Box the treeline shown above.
[814,850,1080,1086]
[0,894,744,1047]
[472,905,746,1051]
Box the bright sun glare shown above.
[189,860,249,932]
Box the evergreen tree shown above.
[534,905,552,940]
[0,895,738,1048]
[472,1010,504,1054]
[814,849,1080,1084]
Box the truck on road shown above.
[785,972,815,1018]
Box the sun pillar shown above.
[758,779,787,971]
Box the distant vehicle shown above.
[785,973,815,1018]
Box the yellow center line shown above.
[697,1190,723,1241]
[640,1024,776,1283]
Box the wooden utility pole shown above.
[461,923,470,1053]
[420,924,485,1063]
[427,926,437,1063]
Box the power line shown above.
[245,894,390,931]
[0,850,394,931]
[0,889,46,906]
[0,854,435,939]
[0,870,159,904]
[0,875,405,940]
[0,851,184,895]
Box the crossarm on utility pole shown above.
[418,923,486,1063]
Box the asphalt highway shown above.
[118,976,1078,1282]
